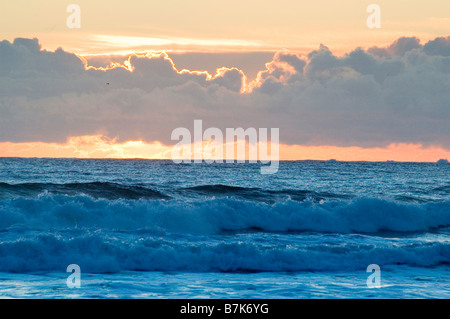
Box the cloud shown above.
[423,36,450,56]
[0,36,449,149]
[367,37,422,57]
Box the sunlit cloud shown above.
[76,49,286,93]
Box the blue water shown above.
[0,158,449,298]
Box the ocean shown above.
[0,158,449,298]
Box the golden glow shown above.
[1,135,449,163]
[0,136,173,160]
[91,34,262,50]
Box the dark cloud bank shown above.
[0,36,449,147]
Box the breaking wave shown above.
[0,194,449,234]
[0,231,448,273]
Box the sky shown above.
[0,1,449,161]
[2,0,450,54]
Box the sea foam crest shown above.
[0,194,449,234]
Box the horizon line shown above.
[1,156,448,164]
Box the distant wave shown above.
[0,182,170,200]
[1,194,449,234]
[0,182,357,203]
[432,184,450,194]
[181,184,353,202]
[184,184,252,192]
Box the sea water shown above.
[0,158,449,298]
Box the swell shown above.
[0,182,352,202]
[0,182,170,200]
[432,184,450,194]
[1,182,432,203]
[181,184,353,202]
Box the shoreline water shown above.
[1,266,449,299]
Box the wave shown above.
[183,184,252,193]
[1,194,449,273]
[181,184,353,202]
[0,181,356,203]
[432,184,450,194]
[0,182,170,200]
[0,232,448,273]
[1,194,449,234]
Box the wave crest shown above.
[1,195,449,234]
[0,232,448,273]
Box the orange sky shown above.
[1,135,449,162]
[1,1,450,55]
